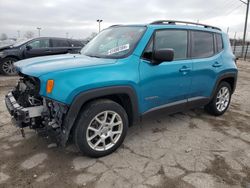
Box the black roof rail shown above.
[150,20,221,31]
[109,24,122,27]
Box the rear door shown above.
[51,39,70,55]
[24,38,51,58]
[189,30,224,102]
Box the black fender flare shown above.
[60,86,140,146]
[211,72,237,99]
[0,56,20,62]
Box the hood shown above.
[14,54,117,77]
[0,45,13,51]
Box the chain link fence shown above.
[232,45,250,60]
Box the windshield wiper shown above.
[86,54,101,58]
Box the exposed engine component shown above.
[6,74,68,144]
[12,75,42,108]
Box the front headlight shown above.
[0,51,5,57]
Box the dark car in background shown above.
[0,37,84,75]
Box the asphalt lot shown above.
[0,60,250,188]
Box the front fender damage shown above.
[5,75,70,145]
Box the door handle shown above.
[212,62,222,67]
[179,66,191,72]
[45,50,52,53]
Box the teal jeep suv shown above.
[5,20,237,157]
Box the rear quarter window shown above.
[70,40,82,47]
[215,33,223,52]
[191,31,214,58]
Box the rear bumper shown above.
[5,92,44,127]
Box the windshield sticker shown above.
[107,44,130,55]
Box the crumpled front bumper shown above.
[5,92,44,127]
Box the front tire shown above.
[205,81,232,116]
[74,99,128,157]
[0,57,18,76]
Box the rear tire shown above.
[205,81,232,116]
[74,99,128,158]
[0,57,18,76]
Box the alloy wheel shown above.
[2,60,17,75]
[86,111,123,151]
[216,86,230,112]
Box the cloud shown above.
[0,0,247,39]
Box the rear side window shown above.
[52,39,70,47]
[154,30,188,60]
[70,40,82,47]
[191,31,214,58]
[215,33,223,52]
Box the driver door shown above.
[139,29,192,113]
[24,38,52,58]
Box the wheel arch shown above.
[211,72,237,99]
[1,55,20,61]
[60,86,140,146]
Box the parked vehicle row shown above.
[0,37,85,75]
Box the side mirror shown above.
[153,48,174,65]
[26,45,32,51]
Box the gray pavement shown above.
[0,60,250,188]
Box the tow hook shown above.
[20,128,25,138]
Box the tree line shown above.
[0,31,35,41]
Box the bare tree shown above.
[0,33,8,40]
[24,31,35,39]
[90,32,97,38]
[85,32,97,41]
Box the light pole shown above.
[239,0,249,57]
[37,27,42,37]
[97,19,103,33]
[17,30,20,38]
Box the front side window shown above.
[143,38,153,60]
[81,26,146,58]
[191,31,214,58]
[154,30,188,60]
[142,30,188,60]
[28,39,50,49]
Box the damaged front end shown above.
[5,74,68,143]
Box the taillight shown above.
[233,57,238,66]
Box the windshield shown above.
[13,38,31,47]
[81,26,146,58]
